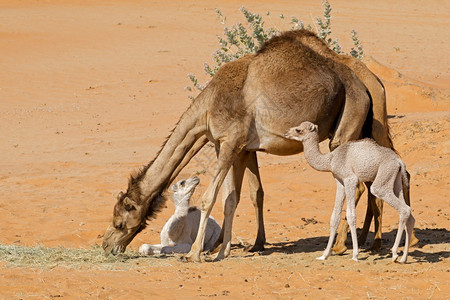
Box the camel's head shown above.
[102,190,147,255]
[284,121,318,142]
[170,176,200,206]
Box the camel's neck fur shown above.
[302,133,332,172]
[128,96,208,220]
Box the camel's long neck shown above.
[172,193,191,216]
[302,134,331,172]
[137,95,208,205]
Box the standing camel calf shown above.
[285,122,415,263]
[139,176,221,255]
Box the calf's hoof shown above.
[392,254,399,262]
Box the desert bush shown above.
[186,0,364,99]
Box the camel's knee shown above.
[200,196,216,213]
[370,184,386,200]
[254,188,264,204]
[399,205,412,220]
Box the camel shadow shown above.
[246,227,449,263]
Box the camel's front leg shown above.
[317,179,345,260]
[184,140,243,262]
[216,151,249,260]
[332,182,365,254]
[246,152,266,252]
[214,152,265,253]
[344,177,359,261]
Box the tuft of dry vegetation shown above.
[0,244,170,270]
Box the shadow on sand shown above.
[238,228,449,263]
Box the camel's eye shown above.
[115,222,124,230]
[296,129,301,134]
[180,180,185,187]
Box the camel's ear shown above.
[123,197,137,211]
[309,123,317,132]
[170,183,178,192]
[117,191,124,201]
[314,124,318,132]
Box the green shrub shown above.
[186,0,364,98]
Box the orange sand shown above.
[0,0,448,298]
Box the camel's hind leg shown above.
[212,153,265,253]
[371,167,412,263]
[403,171,419,247]
[216,150,250,260]
[317,179,346,260]
[402,214,415,263]
[246,152,266,252]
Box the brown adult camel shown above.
[102,30,406,260]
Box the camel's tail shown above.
[371,76,395,150]
[399,159,410,191]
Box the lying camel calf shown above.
[139,176,221,255]
[285,122,415,263]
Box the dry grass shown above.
[0,244,169,270]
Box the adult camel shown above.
[102,30,412,260]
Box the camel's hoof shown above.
[351,257,358,262]
[209,244,222,255]
[357,230,369,245]
[368,239,382,252]
[213,253,225,262]
[247,244,265,253]
[392,255,399,263]
[331,244,347,255]
[358,236,367,246]
[316,256,326,261]
[410,235,419,247]
[182,253,201,263]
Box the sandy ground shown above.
[0,0,449,298]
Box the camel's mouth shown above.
[102,224,142,256]
[284,132,302,142]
